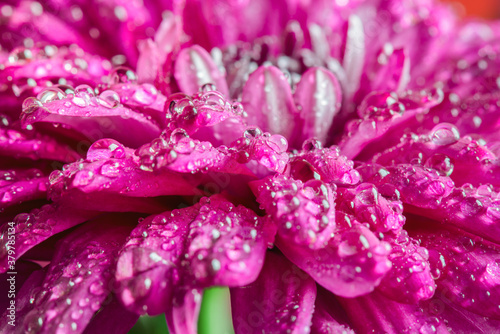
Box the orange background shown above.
[445,0,500,18]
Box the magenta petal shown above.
[13,215,132,333]
[252,174,336,249]
[21,89,161,148]
[289,144,360,185]
[0,204,98,273]
[231,252,316,334]
[82,295,139,334]
[0,260,41,314]
[339,290,450,334]
[374,128,500,187]
[413,227,500,319]
[0,126,81,162]
[310,286,355,334]
[115,196,268,316]
[241,66,298,139]
[165,289,202,334]
[0,169,48,210]
[49,139,197,212]
[336,183,405,234]
[277,224,392,298]
[377,231,435,304]
[339,88,444,159]
[293,67,342,145]
[174,45,229,97]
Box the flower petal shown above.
[115,196,268,318]
[174,45,229,97]
[0,204,98,273]
[293,67,342,145]
[412,226,500,319]
[165,288,203,334]
[82,295,139,334]
[310,286,355,334]
[241,65,298,140]
[230,252,316,334]
[21,87,161,148]
[10,215,133,333]
[0,169,49,210]
[0,260,41,314]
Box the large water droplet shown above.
[430,123,460,146]
[109,66,138,84]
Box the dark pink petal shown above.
[288,143,360,185]
[293,67,342,145]
[174,45,229,97]
[0,169,48,210]
[136,39,163,84]
[0,204,98,273]
[115,196,269,318]
[310,286,355,334]
[21,87,161,148]
[230,128,289,174]
[377,231,435,304]
[252,174,336,249]
[49,139,197,211]
[339,290,450,334]
[166,289,202,334]
[277,224,392,298]
[241,66,298,140]
[360,164,500,245]
[0,267,46,333]
[12,215,133,333]
[412,226,500,319]
[231,252,316,334]
[166,90,246,146]
[82,295,139,334]
[336,183,405,234]
[0,260,41,314]
[374,125,500,187]
[0,126,81,162]
[339,88,444,159]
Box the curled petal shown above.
[241,66,298,139]
[166,288,203,334]
[293,67,342,145]
[115,196,268,317]
[174,45,229,97]
[231,252,316,334]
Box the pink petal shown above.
[115,196,268,318]
[10,215,133,333]
[174,45,229,97]
[0,204,98,273]
[21,87,161,148]
[310,286,355,334]
[82,295,139,334]
[293,67,342,145]
[166,288,202,334]
[0,169,49,210]
[231,252,316,334]
[241,66,298,140]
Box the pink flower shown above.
[1,0,500,333]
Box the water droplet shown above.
[430,123,460,146]
[22,97,43,114]
[73,84,95,107]
[109,66,137,84]
[132,84,158,105]
[36,87,66,104]
[98,90,120,108]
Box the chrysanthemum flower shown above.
[1,0,500,333]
